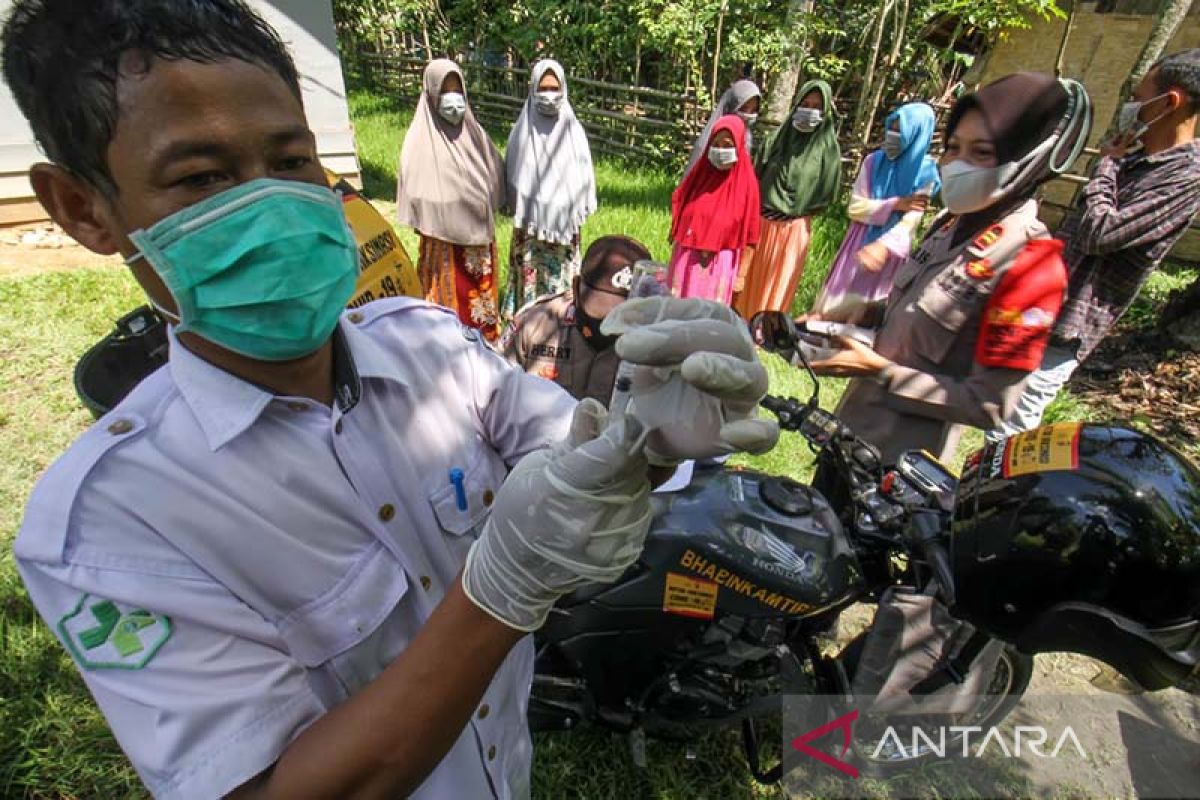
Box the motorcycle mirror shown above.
[747,311,821,407]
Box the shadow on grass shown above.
[360,161,397,202]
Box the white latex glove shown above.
[462,399,653,631]
[601,296,779,465]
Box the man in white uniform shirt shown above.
[2,1,777,798]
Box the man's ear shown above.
[28,163,122,255]
[1166,88,1194,118]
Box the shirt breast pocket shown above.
[275,542,411,700]
[427,441,506,539]
[913,270,989,365]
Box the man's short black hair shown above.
[1153,48,1200,115]
[2,0,302,193]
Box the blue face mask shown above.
[127,178,359,361]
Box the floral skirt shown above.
[418,235,500,341]
[503,234,581,318]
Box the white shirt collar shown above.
[167,314,412,451]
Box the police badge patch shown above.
[610,266,634,291]
[58,594,172,670]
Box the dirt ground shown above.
[0,222,122,278]
[3,225,1197,797]
[1069,328,1200,460]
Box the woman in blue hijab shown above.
[811,102,940,323]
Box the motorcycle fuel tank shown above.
[623,465,865,620]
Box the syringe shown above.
[608,259,669,417]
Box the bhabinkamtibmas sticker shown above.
[663,572,718,619]
[1003,423,1083,478]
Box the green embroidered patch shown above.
[58,594,172,670]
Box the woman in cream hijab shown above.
[503,59,597,316]
[396,59,506,340]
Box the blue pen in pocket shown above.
[449,468,468,511]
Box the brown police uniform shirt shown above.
[836,199,1068,465]
[500,292,621,405]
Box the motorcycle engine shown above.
[641,614,817,732]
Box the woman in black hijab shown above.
[808,72,1092,466]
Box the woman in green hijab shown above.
[733,80,842,318]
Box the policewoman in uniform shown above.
[4,3,778,799]
[501,235,650,404]
[810,73,1092,465]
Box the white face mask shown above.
[438,92,467,125]
[534,90,564,117]
[938,159,1018,215]
[792,107,823,132]
[738,111,758,127]
[708,146,739,169]
[883,130,904,160]
[1116,92,1171,146]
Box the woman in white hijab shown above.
[503,59,598,316]
[685,78,762,173]
[396,59,506,341]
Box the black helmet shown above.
[74,306,168,419]
[951,424,1200,690]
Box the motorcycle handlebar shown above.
[761,395,865,469]
[759,400,957,602]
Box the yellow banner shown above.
[325,170,421,307]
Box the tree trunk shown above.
[1054,0,1078,78]
[852,0,896,143]
[1105,0,1196,135]
[859,0,909,144]
[421,15,434,61]
[711,0,727,102]
[763,0,815,126]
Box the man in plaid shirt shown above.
[992,49,1200,440]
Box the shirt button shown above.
[486,745,496,761]
[334,420,344,434]
[107,419,134,435]
[482,489,495,507]
[348,311,364,324]
[420,575,432,591]
[286,401,308,412]
[477,704,490,719]
[378,503,395,522]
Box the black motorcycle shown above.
[75,306,1199,780]
[528,311,1034,781]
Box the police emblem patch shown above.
[58,594,172,670]
[610,266,634,291]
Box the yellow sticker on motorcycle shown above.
[324,169,422,307]
[1003,423,1083,478]
[663,572,718,620]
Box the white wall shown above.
[0,0,360,225]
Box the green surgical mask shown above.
[127,178,359,361]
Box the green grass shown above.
[0,267,151,799]
[1119,260,1198,333]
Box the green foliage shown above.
[1118,261,1198,333]
[929,0,1066,36]
[333,0,1067,164]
